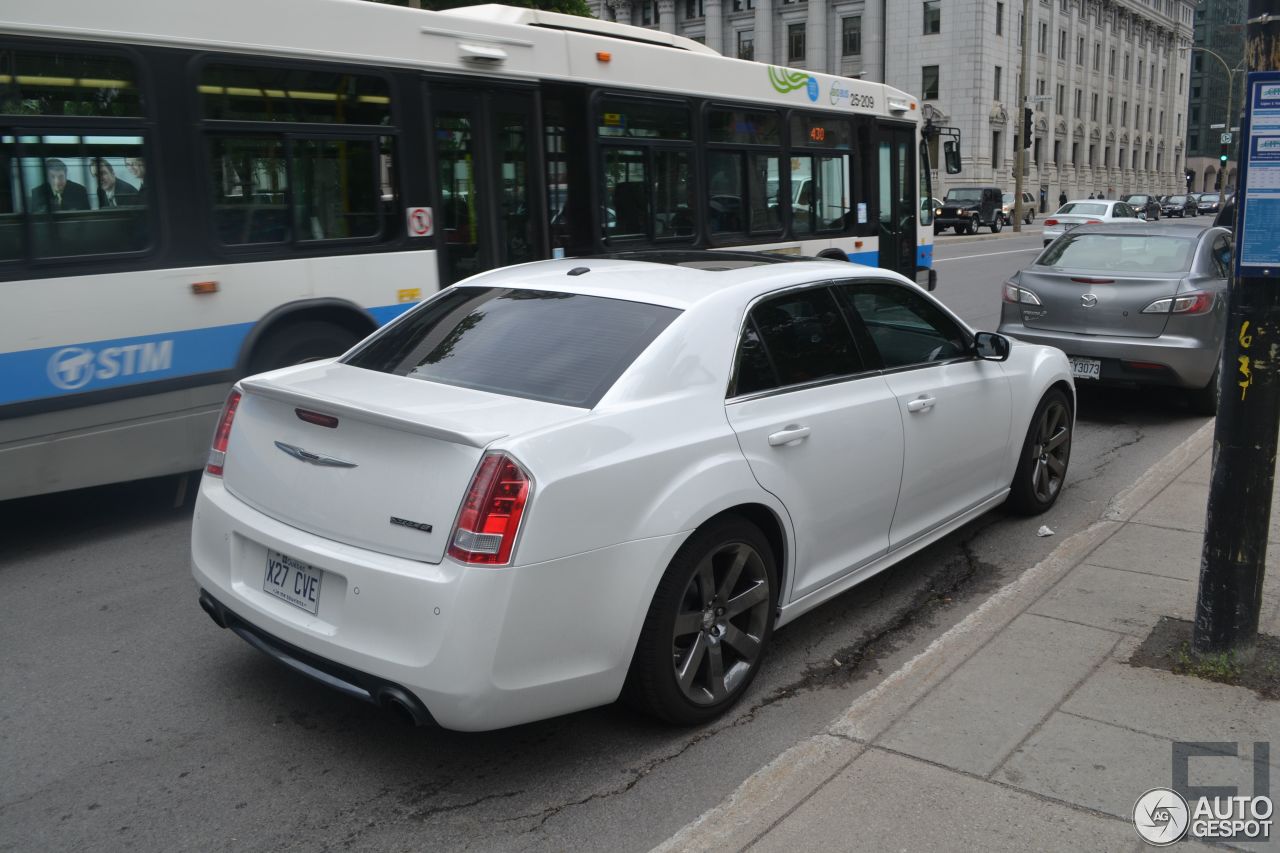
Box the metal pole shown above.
[1193,0,1280,658]
[1013,0,1030,232]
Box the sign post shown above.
[1194,2,1280,659]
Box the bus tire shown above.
[247,320,362,375]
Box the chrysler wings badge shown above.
[273,441,358,468]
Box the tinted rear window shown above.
[345,287,680,407]
[1038,234,1197,273]
[1058,202,1108,216]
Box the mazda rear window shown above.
[1038,234,1197,273]
[344,287,681,407]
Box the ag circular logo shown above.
[47,346,96,391]
[806,76,819,102]
[1134,788,1190,846]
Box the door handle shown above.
[768,425,811,446]
[906,396,937,413]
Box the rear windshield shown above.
[1038,234,1197,273]
[345,287,681,408]
[1057,202,1108,216]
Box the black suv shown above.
[934,187,1003,235]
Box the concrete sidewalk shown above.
[655,421,1280,852]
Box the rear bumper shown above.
[998,312,1219,390]
[192,476,683,731]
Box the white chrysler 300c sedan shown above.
[192,255,1074,731]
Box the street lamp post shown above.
[1187,45,1246,190]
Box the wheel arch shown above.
[235,298,378,377]
[697,502,790,604]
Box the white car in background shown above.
[192,253,1074,731]
[1041,199,1142,246]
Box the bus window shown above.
[209,136,290,244]
[0,48,144,117]
[293,138,382,241]
[707,151,744,234]
[604,148,648,239]
[655,149,692,238]
[7,135,150,260]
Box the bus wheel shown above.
[247,320,362,375]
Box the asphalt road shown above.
[0,225,1217,853]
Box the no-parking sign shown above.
[406,206,434,238]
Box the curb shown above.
[651,420,1217,853]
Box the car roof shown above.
[449,255,904,310]
[1053,220,1217,239]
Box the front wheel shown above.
[966,218,979,235]
[1006,388,1073,515]
[991,215,1003,233]
[1024,211,1035,225]
[625,516,777,725]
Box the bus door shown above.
[429,87,543,285]
[875,123,917,278]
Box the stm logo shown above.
[47,340,175,391]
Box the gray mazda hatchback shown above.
[998,222,1231,414]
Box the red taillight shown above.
[1084,219,1103,224]
[1044,218,1058,226]
[206,389,241,477]
[1070,277,1115,284]
[447,453,532,566]
[295,408,339,428]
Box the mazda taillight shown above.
[1002,281,1042,305]
[448,453,532,566]
[206,389,241,477]
[1142,292,1214,315]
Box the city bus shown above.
[0,0,944,500]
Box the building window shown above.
[1109,48,1116,75]
[1179,72,1184,94]
[738,30,754,60]
[1038,22,1048,54]
[842,16,863,56]
[1077,36,1084,65]
[1091,93,1098,121]
[994,65,1002,100]
[922,65,940,100]
[1093,42,1101,70]
[1104,145,1110,167]
[1056,84,1065,115]
[1037,78,1046,96]
[788,24,806,62]
[1122,101,1128,125]
[1058,30,1067,60]
[1074,88,1082,118]
[685,0,704,18]
[1138,59,1144,85]
[1072,141,1079,165]
[996,2,1005,35]
[1124,54,1130,80]
[992,131,1002,169]
[1088,144,1095,166]
[1107,97,1113,123]
[1034,137,1042,166]
[923,1,941,34]
[1054,139,1062,165]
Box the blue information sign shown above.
[1237,72,1280,276]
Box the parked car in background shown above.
[1120,193,1161,221]
[935,186,1004,235]
[1160,194,1198,217]
[1001,191,1037,225]
[999,222,1231,414]
[193,253,1074,731]
[1197,192,1224,215]
[1041,200,1141,246]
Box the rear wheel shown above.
[1006,389,1073,515]
[1187,366,1220,416]
[247,320,363,375]
[991,215,1003,233]
[625,516,777,725]
[1024,211,1035,225]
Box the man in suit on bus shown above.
[29,159,89,212]
[91,158,139,208]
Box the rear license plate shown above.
[263,549,323,615]
[1070,357,1101,381]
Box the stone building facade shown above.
[589,0,1196,205]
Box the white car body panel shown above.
[192,258,1074,730]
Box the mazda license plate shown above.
[1070,357,1101,381]
[263,549,323,615]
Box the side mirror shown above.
[943,140,961,175]
[974,331,1011,361]
[915,266,938,292]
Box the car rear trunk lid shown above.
[1015,269,1182,338]
[223,363,582,563]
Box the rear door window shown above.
[345,287,680,408]
[730,286,864,396]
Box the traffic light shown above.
[1022,107,1033,150]
[1220,143,1230,164]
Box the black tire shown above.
[967,218,979,235]
[954,225,967,235]
[1024,211,1034,225]
[625,516,777,725]
[991,215,1003,233]
[247,320,363,375]
[1187,366,1220,416]
[1006,388,1073,516]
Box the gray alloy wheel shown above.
[967,217,979,235]
[1007,389,1073,515]
[670,541,771,707]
